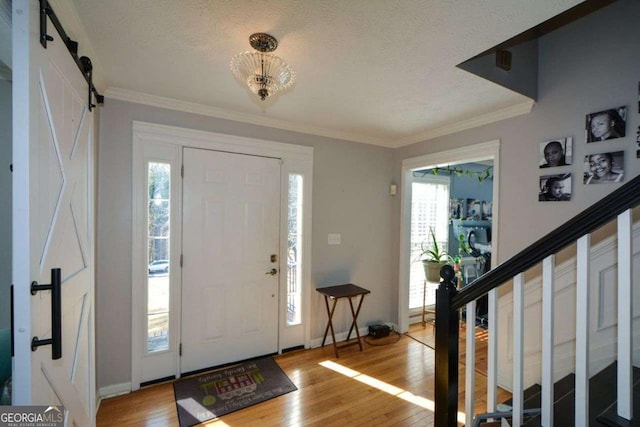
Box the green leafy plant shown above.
[430,165,493,182]
[457,233,471,257]
[420,227,451,263]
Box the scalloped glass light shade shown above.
[230,52,295,99]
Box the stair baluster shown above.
[617,209,633,421]
[541,255,555,427]
[575,234,591,426]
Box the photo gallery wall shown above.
[537,84,639,202]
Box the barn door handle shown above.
[30,268,62,360]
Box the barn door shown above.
[12,3,95,425]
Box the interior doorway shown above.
[398,140,500,333]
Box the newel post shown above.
[434,264,459,427]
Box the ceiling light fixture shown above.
[230,33,295,101]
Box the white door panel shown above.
[13,4,95,425]
[181,148,280,373]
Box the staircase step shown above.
[500,383,542,409]
[523,373,575,426]
[508,362,640,427]
[594,364,640,426]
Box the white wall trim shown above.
[108,87,387,146]
[107,87,533,148]
[308,326,369,349]
[132,121,313,159]
[390,100,534,148]
[130,121,314,389]
[97,382,132,399]
[398,139,500,333]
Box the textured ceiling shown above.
[69,0,584,147]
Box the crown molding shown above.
[106,87,535,149]
[105,87,389,147]
[390,100,535,148]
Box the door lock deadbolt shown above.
[270,254,278,263]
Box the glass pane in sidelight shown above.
[146,162,171,353]
[287,174,303,326]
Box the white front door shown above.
[12,3,95,425]
[181,148,280,373]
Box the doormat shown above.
[173,357,297,426]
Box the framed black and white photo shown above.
[466,198,482,220]
[584,150,624,184]
[450,198,464,219]
[539,174,571,202]
[539,137,572,168]
[585,106,626,143]
[481,201,492,220]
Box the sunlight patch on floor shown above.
[319,360,466,423]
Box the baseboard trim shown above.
[309,326,369,348]
[98,382,132,399]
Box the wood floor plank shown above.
[97,324,509,426]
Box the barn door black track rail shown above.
[39,0,104,111]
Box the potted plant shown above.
[420,227,451,282]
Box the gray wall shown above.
[0,80,11,330]
[394,0,640,266]
[96,100,395,388]
[97,0,639,390]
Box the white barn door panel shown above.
[13,3,95,425]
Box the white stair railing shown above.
[437,176,640,426]
[617,209,633,420]
[575,234,591,426]
[541,254,555,427]
[468,212,636,426]
[512,273,525,426]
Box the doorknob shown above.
[265,268,278,276]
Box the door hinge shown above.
[180,254,183,267]
[181,164,184,178]
[179,343,182,356]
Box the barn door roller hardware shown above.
[31,268,62,360]
[39,0,104,111]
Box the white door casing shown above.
[130,122,313,389]
[181,148,281,373]
[398,140,501,333]
[13,3,95,425]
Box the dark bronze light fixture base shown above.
[249,33,278,53]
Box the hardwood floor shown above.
[97,324,510,426]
